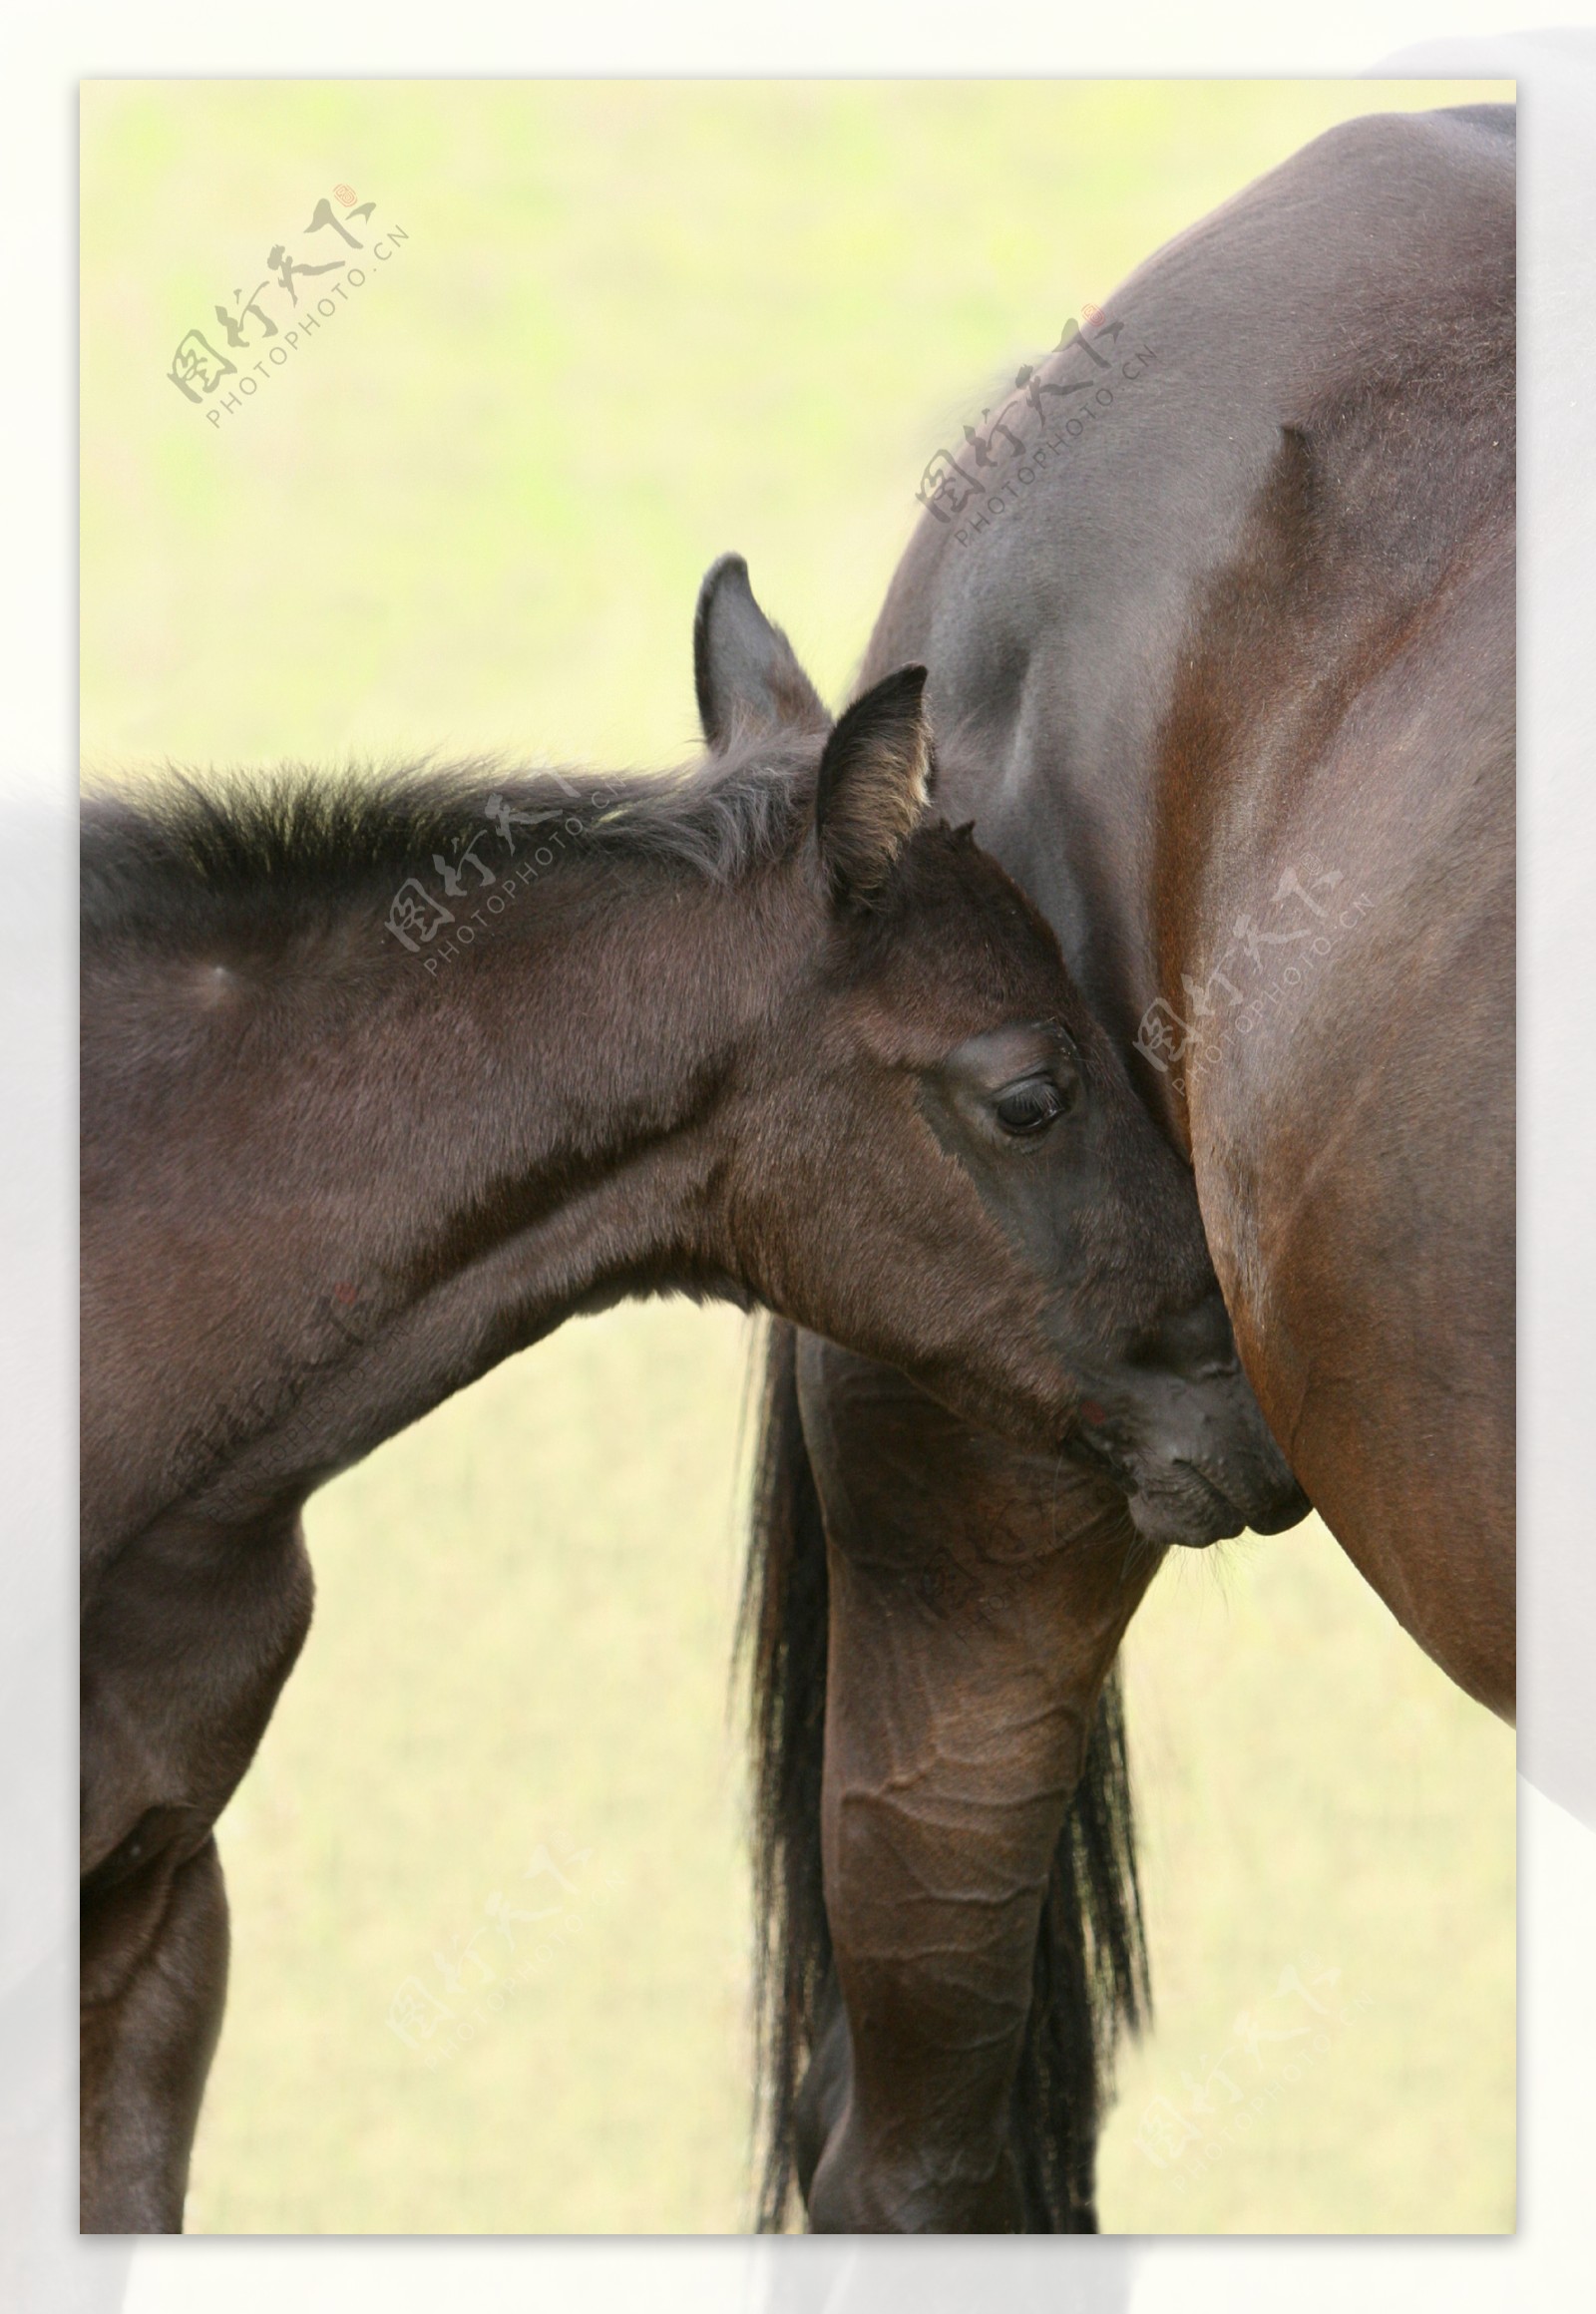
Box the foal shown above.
[81,556,1295,2229]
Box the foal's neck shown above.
[384,858,785,1306]
[85,766,817,1541]
[189,852,794,1528]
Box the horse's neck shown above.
[113,866,766,1378]
[360,866,773,1311]
[91,860,785,1537]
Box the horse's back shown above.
[868,102,1513,998]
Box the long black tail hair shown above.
[737,1321,1151,2232]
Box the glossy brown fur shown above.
[754,105,1513,2230]
[1154,403,1512,1715]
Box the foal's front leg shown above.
[80,1833,229,2232]
[80,1507,313,2231]
[795,1335,1159,2233]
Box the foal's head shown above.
[698,557,1305,1547]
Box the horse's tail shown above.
[738,1321,833,2233]
[1010,1658,1151,2230]
[738,1319,1152,2234]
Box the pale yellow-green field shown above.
[81,78,1514,2234]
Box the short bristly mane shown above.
[81,745,817,955]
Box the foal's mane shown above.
[81,746,816,953]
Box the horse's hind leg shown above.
[793,1335,1160,2233]
[80,1831,228,2232]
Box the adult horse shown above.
[80,563,1304,2230]
[746,103,1514,2231]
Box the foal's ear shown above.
[813,665,933,906]
[693,553,830,751]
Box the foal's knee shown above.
[80,1833,229,2233]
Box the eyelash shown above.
[994,1078,1065,1136]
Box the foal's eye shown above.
[993,1075,1066,1138]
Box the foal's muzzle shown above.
[1070,1295,1311,1549]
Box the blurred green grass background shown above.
[81,78,1514,2234]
